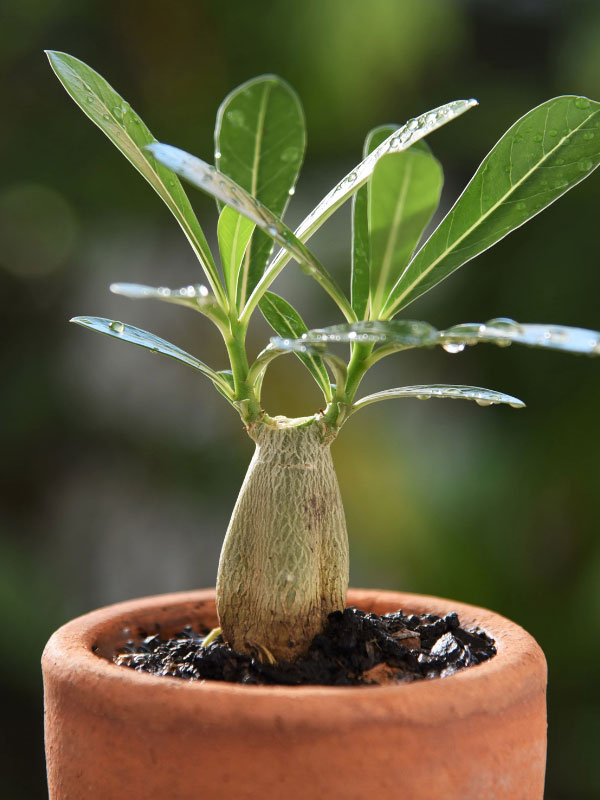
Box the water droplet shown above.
[533,134,543,143]
[214,151,222,160]
[475,398,493,407]
[548,129,557,137]
[348,331,357,340]
[288,186,296,196]
[347,171,357,184]
[113,107,122,119]
[109,321,125,333]
[86,96,94,104]
[516,201,526,211]
[281,146,300,163]
[267,223,280,237]
[425,113,437,126]
[158,287,170,296]
[417,395,431,401]
[579,159,594,172]
[442,342,466,354]
[407,119,419,131]
[583,131,595,140]
[503,165,511,174]
[103,113,110,121]
[133,117,141,124]
[575,97,591,110]
[226,109,245,127]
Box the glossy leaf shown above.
[439,318,600,355]
[352,385,525,413]
[110,282,228,328]
[279,317,600,366]
[352,125,396,319]
[298,320,438,348]
[70,316,233,397]
[259,292,331,400]
[147,143,355,321]
[384,95,600,316]
[244,98,477,322]
[216,207,255,303]
[215,75,305,306]
[46,51,225,304]
[369,144,443,317]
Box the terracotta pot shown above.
[43,588,547,799]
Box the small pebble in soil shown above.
[112,607,496,687]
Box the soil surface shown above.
[113,607,496,686]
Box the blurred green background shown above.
[1,0,599,796]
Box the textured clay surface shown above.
[43,589,547,799]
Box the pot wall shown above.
[43,589,547,799]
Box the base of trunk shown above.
[43,588,547,799]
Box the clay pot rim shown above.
[42,588,546,726]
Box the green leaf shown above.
[215,75,305,306]
[245,98,477,322]
[147,143,355,322]
[216,207,255,303]
[352,125,396,320]
[70,316,233,397]
[439,318,600,355]
[352,385,525,413]
[258,292,331,400]
[369,145,443,318]
[383,95,600,316]
[109,282,228,328]
[298,320,438,348]
[297,317,600,359]
[46,51,225,305]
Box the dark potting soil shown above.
[112,607,496,686]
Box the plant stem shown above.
[225,318,262,423]
[216,416,348,661]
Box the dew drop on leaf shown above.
[533,134,543,142]
[109,321,125,334]
[281,146,300,163]
[226,110,245,127]
[575,97,591,109]
[442,342,466,354]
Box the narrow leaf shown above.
[110,282,227,327]
[259,292,331,400]
[70,316,233,396]
[269,336,348,389]
[215,75,305,305]
[369,144,443,317]
[299,320,438,348]
[439,318,600,355]
[147,143,355,321]
[352,385,525,413]
[216,207,255,302]
[46,51,225,303]
[352,125,396,320]
[384,95,600,316]
[246,98,478,321]
[295,318,600,358]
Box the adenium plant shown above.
[48,51,600,662]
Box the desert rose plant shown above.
[47,51,600,662]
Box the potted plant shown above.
[42,51,600,799]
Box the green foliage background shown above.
[1,1,599,796]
